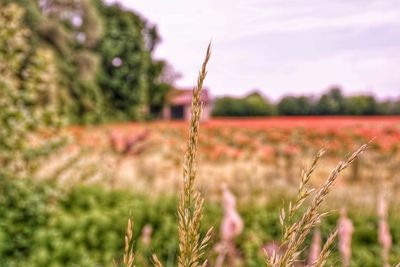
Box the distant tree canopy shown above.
[1,0,173,123]
[213,88,400,117]
[277,96,314,116]
[212,92,276,116]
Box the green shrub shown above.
[0,176,55,265]
[1,178,399,266]
[3,184,218,266]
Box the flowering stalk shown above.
[123,218,135,267]
[267,144,368,267]
[338,209,353,267]
[378,194,392,267]
[177,43,213,267]
[307,229,321,265]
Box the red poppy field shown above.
[28,116,400,266]
[42,116,400,207]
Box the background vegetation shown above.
[1,180,400,266]
[0,0,173,124]
[213,88,400,117]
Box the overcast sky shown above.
[112,0,400,100]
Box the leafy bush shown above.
[1,178,399,266]
[0,176,55,265]
[0,182,218,266]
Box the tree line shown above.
[212,88,400,116]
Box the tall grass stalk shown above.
[312,229,338,267]
[151,254,164,267]
[268,144,369,266]
[177,43,213,267]
[123,218,135,267]
[119,44,213,267]
[279,149,325,239]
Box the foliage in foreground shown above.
[1,177,400,266]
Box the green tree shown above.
[243,92,276,116]
[2,0,173,123]
[344,95,379,115]
[0,3,62,176]
[212,97,243,116]
[95,1,169,120]
[385,98,400,115]
[39,0,106,123]
[315,87,345,115]
[4,0,106,123]
[213,92,275,116]
[147,60,173,118]
[277,96,314,116]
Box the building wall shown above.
[162,105,171,119]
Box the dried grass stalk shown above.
[312,229,338,267]
[177,43,213,267]
[124,218,135,267]
[152,254,164,267]
[280,149,325,243]
[267,144,368,267]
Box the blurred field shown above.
[4,115,400,266]
[40,116,400,208]
[3,1,400,265]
